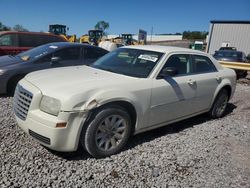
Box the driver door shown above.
[148,54,197,127]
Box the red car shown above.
[0,31,67,56]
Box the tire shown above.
[209,89,229,118]
[81,105,132,158]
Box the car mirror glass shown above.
[51,56,61,63]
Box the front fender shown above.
[78,88,150,132]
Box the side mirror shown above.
[51,57,61,63]
[158,67,177,78]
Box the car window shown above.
[53,47,81,60]
[40,35,65,45]
[160,54,191,76]
[84,47,108,59]
[19,34,37,47]
[0,34,17,46]
[192,55,217,73]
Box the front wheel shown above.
[209,89,229,118]
[81,106,132,158]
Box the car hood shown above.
[25,65,138,99]
[0,55,23,67]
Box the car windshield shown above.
[214,51,242,59]
[16,44,59,61]
[90,48,164,78]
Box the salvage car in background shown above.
[0,31,67,56]
[0,42,108,94]
[213,50,248,78]
[14,45,236,158]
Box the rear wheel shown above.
[81,105,132,158]
[209,89,229,118]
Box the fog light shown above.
[56,122,67,128]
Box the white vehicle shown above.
[14,45,236,158]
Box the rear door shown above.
[189,54,220,112]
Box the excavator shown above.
[80,30,104,46]
[49,24,77,43]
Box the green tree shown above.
[0,22,11,31]
[94,21,109,35]
[13,24,29,32]
[183,31,208,40]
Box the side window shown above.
[192,55,217,74]
[51,36,65,42]
[35,35,47,46]
[0,34,17,46]
[42,35,63,44]
[161,54,191,76]
[84,47,108,59]
[53,47,81,60]
[19,34,36,47]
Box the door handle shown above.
[187,79,196,85]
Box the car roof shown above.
[43,42,97,48]
[123,45,206,54]
[0,31,63,37]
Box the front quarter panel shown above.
[62,79,153,132]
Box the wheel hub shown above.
[95,115,126,151]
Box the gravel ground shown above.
[0,84,250,188]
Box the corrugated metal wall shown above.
[207,23,250,55]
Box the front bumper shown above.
[14,79,88,152]
[16,110,87,152]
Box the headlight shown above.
[0,69,6,75]
[40,96,61,116]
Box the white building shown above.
[107,35,182,42]
[207,20,250,55]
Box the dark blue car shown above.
[0,42,108,94]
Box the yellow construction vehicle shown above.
[121,34,133,45]
[49,24,77,43]
[113,33,144,46]
[80,30,104,46]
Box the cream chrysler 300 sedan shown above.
[14,45,236,158]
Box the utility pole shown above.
[150,26,153,44]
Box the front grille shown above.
[13,84,33,121]
[29,129,51,145]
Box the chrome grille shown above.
[13,84,33,121]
